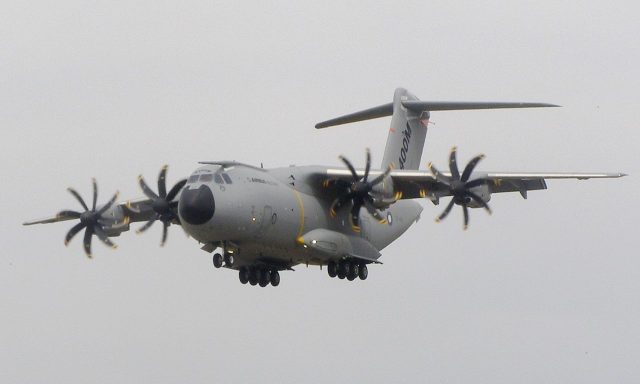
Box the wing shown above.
[322,168,626,201]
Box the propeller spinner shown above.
[58,179,120,258]
[428,146,491,229]
[136,165,187,246]
[329,149,392,231]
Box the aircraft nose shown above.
[179,185,215,225]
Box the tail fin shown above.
[381,88,427,170]
[315,88,559,170]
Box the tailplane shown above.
[315,88,559,170]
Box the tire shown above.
[338,261,349,276]
[270,271,280,287]
[212,253,223,268]
[249,268,259,286]
[348,262,358,277]
[259,269,270,287]
[327,261,337,278]
[358,264,368,280]
[224,253,235,266]
[239,267,249,284]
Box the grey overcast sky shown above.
[1,1,638,383]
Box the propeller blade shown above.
[465,178,487,189]
[161,221,169,246]
[93,225,117,249]
[339,155,359,180]
[369,165,392,186]
[138,175,159,200]
[329,193,351,217]
[158,165,168,199]
[449,146,460,180]
[436,199,456,222]
[461,154,486,182]
[363,148,371,182]
[83,226,94,258]
[57,210,81,220]
[364,199,387,224]
[91,178,98,211]
[350,202,362,230]
[467,191,492,214]
[96,191,120,215]
[136,218,157,233]
[428,163,451,184]
[166,179,187,202]
[64,222,86,245]
[462,204,469,230]
[67,188,89,211]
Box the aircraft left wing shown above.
[319,164,625,229]
[324,168,625,201]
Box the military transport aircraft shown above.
[24,88,625,287]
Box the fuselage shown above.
[177,163,422,268]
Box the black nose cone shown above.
[179,185,215,225]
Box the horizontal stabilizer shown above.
[315,99,559,128]
[315,103,393,128]
[402,100,560,112]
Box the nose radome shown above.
[179,185,215,225]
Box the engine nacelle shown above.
[370,174,395,209]
[467,183,491,208]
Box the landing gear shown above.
[212,253,223,268]
[224,253,234,266]
[259,269,270,287]
[327,261,337,278]
[358,264,368,280]
[270,270,280,287]
[249,268,259,286]
[239,267,281,287]
[239,267,249,284]
[347,262,358,281]
[328,259,369,282]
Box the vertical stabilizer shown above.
[381,88,429,170]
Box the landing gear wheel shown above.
[212,253,223,268]
[337,270,346,279]
[239,267,249,284]
[347,262,358,281]
[224,253,234,266]
[358,264,368,280]
[338,261,349,276]
[259,269,270,287]
[249,268,258,286]
[327,261,337,278]
[270,270,280,287]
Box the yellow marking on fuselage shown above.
[292,189,305,243]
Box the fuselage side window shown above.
[222,173,233,184]
[214,174,224,184]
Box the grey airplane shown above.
[24,88,625,287]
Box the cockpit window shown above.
[214,174,224,184]
[187,175,199,183]
[200,174,213,182]
[222,173,232,184]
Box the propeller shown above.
[136,165,187,246]
[428,146,491,229]
[329,149,392,231]
[57,179,119,258]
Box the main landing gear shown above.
[239,267,280,287]
[327,260,368,281]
